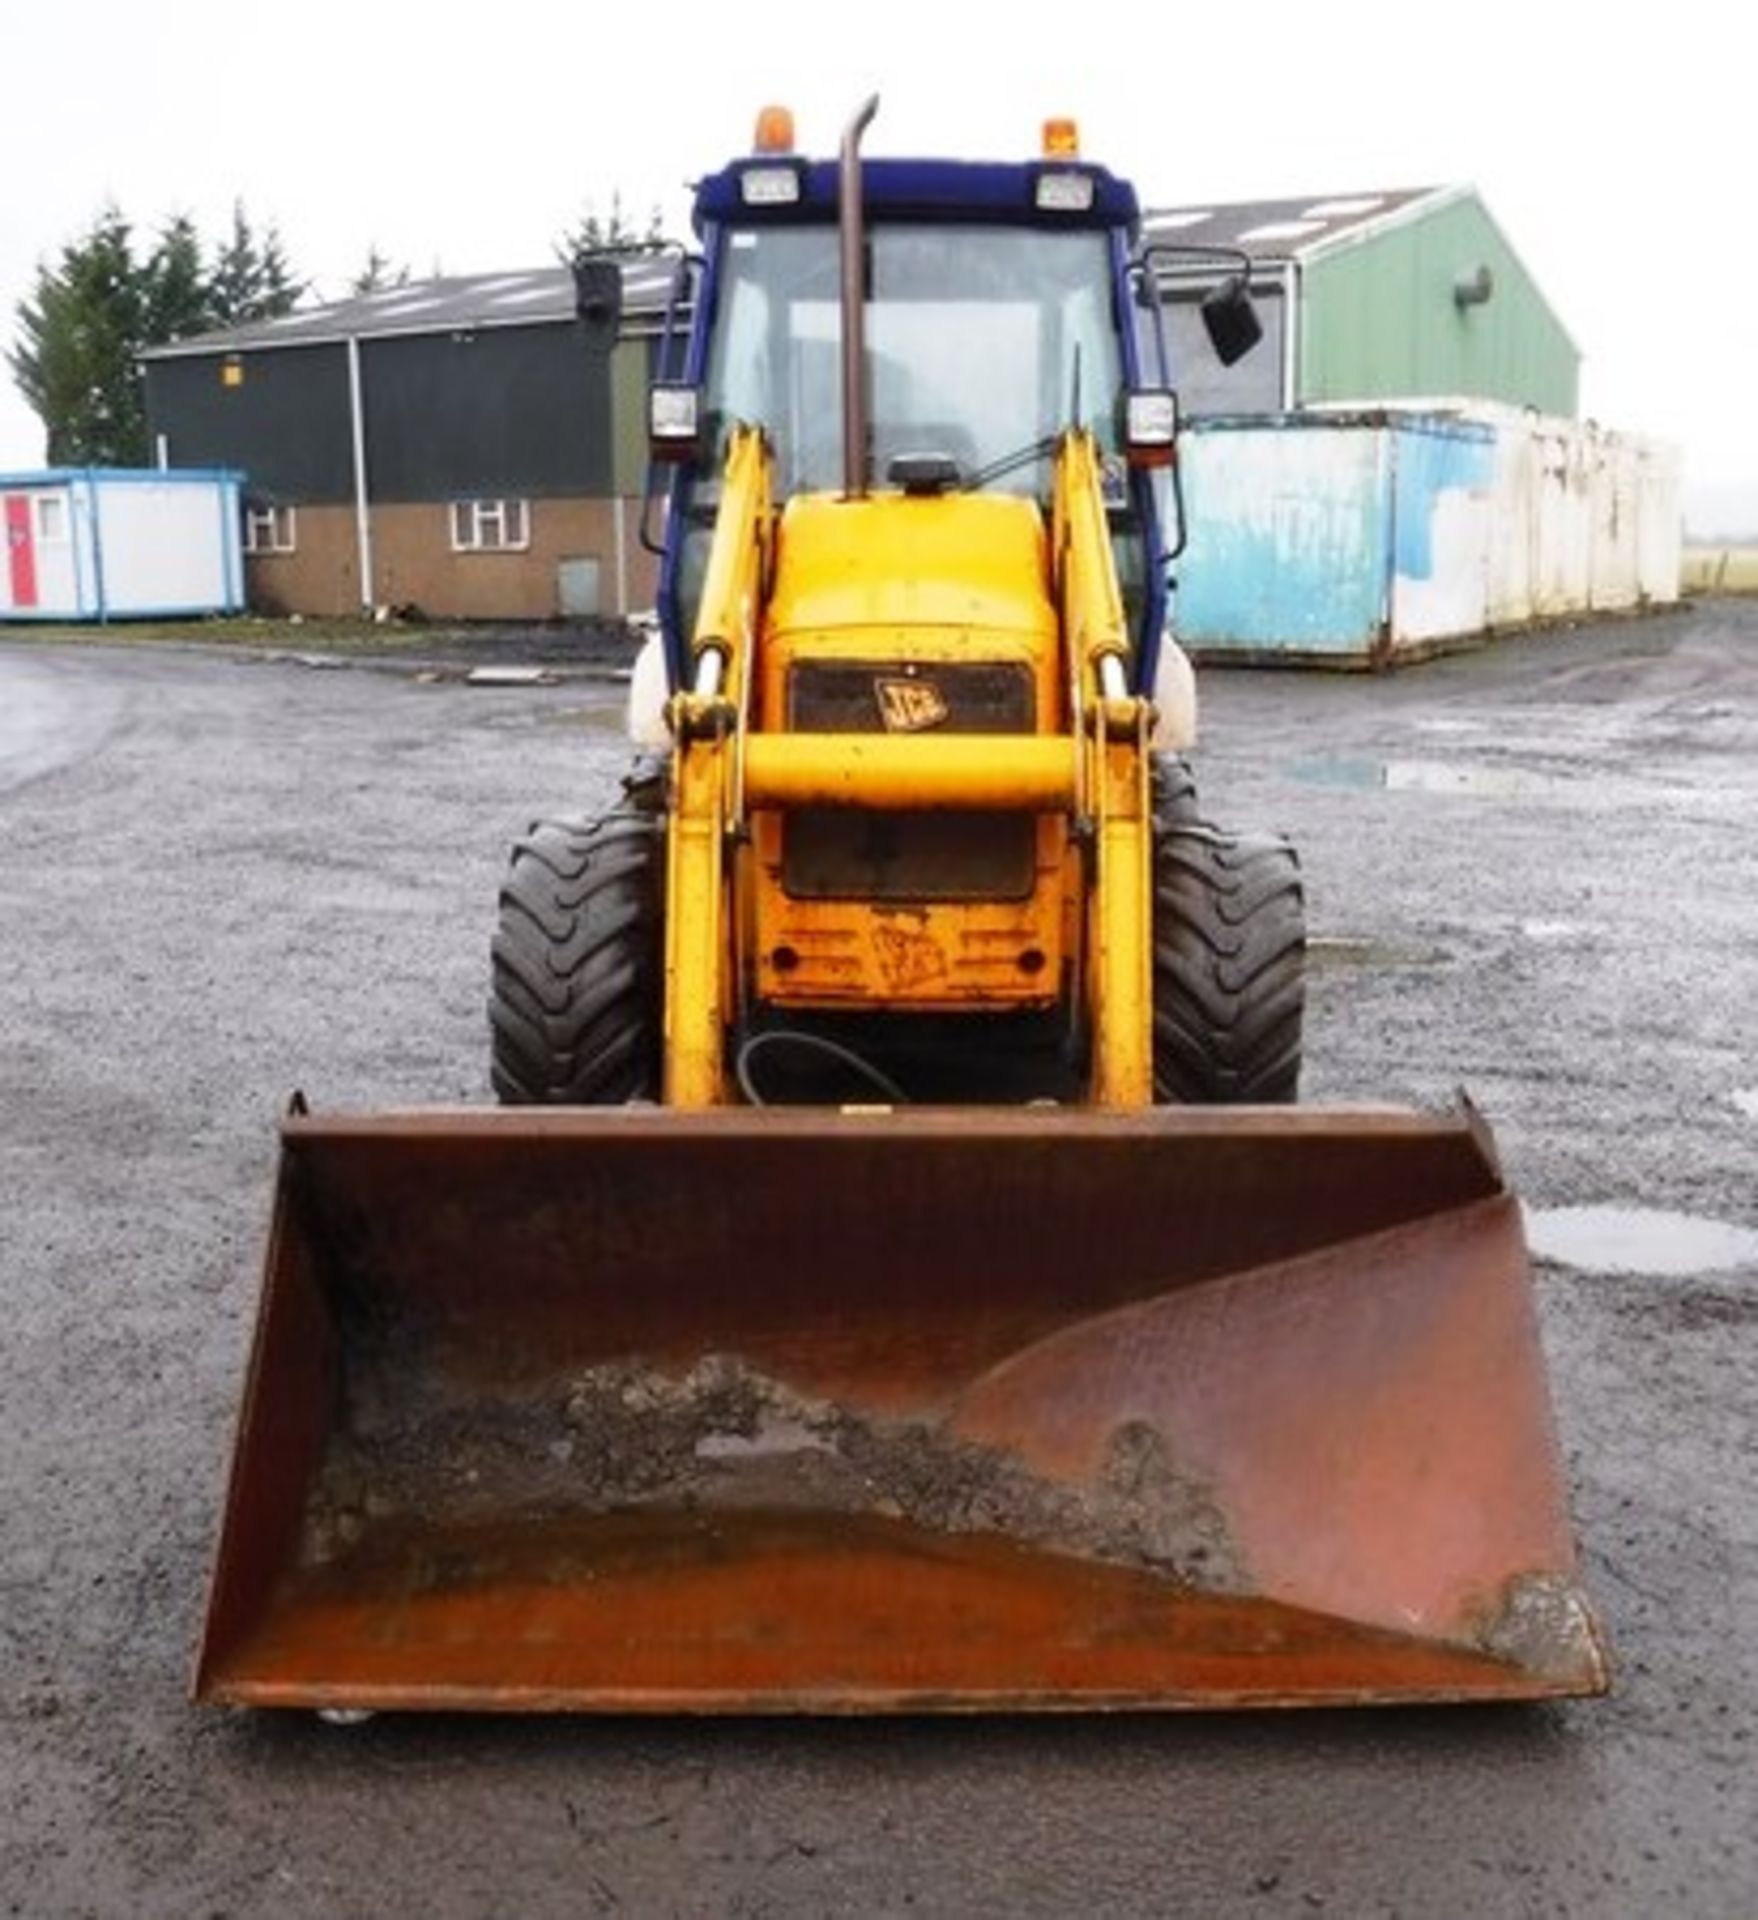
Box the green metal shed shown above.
[1146,186,1579,419]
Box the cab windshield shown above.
[703,222,1125,497]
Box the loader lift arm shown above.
[1055,429,1154,1108]
[664,422,774,1107]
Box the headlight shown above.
[1124,389,1180,468]
[648,384,702,458]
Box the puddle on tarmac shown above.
[1523,1205,1758,1276]
[1312,926,1584,966]
[1290,755,1560,798]
[1731,1089,1758,1121]
[1307,935,1449,969]
[544,703,624,731]
[482,701,623,733]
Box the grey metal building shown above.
[142,266,669,620]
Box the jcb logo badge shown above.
[875,677,949,733]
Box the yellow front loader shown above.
[195,104,1606,1714]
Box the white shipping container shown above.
[1180,404,1680,664]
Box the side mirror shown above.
[648,383,703,463]
[1122,388,1179,469]
[571,256,623,353]
[1201,275,1263,368]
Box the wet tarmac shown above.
[2,603,1756,1914]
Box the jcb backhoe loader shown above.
[196,105,1607,1713]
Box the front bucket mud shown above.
[196,1105,1607,1712]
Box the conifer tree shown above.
[556,194,667,262]
[8,206,146,464]
[207,201,304,326]
[351,245,412,295]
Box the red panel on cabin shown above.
[5,496,37,609]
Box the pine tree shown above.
[254,221,303,318]
[141,214,211,343]
[351,245,411,296]
[208,201,304,326]
[556,193,667,262]
[8,206,147,465]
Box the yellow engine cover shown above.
[745,491,1077,1011]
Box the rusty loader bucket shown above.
[196,1104,1607,1712]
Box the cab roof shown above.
[692,158,1140,235]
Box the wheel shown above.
[1150,768,1305,1104]
[1151,752,1202,829]
[489,765,666,1104]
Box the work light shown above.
[1035,171,1096,213]
[740,165,803,207]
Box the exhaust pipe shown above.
[840,94,880,500]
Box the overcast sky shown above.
[1,0,1749,529]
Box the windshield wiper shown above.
[962,435,1059,492]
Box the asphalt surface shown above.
[2,606,1755,1916]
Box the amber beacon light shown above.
[1042,117,1080,157]
[754,105,796,153]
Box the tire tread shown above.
[1149,763,1305,1104]
[488,791,665,1105]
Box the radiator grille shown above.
[787,660,1035,735]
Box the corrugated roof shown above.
[140,259,682,360]
[143,188,1452,360]
[1142,187,1445,265]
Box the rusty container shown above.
[195,1103,1607,1712]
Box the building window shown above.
[451,498,530,553]
[243,504,297,555]
[34,495,68,543]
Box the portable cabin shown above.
[0,468,245,622]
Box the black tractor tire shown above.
[1151,752,1203,829]
[489,767,667,1105]
[1150,766,1305,1104]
